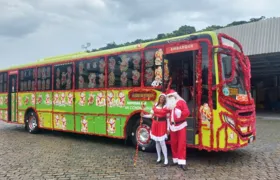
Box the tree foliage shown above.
[89,16,265,52]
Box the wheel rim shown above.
[136,124,151,145]
[28,115,37,131]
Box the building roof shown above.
[215,17,280,56]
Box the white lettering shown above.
[170,44,194,52]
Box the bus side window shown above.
[37,66,52,91]
[108,52,141,88]
[19,68,36,92]
[0,72,8,92]
[199,42,217,109]
[75,57,106,89]
[144,49,157,87]
[54,63,73,90]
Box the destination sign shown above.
[128,90,156,101]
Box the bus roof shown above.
[0,31,217,72]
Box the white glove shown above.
[174,108,182,118]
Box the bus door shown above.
[164,42,200,145]
[8,73,18,122]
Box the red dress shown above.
[150,105,169,141]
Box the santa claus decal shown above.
[116,91,125,107]
[88,93,95,106]
[107,91,115,107]
[107,117,116,134]
[199,103,212,128]
[79,92,86,106]
[45,93,51,105]
[31,94,36,105]
[96,91,105,107]
[68,93,73,106]
[155,49,163,65]
[81,116,88,133]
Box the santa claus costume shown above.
[166,89,190,171]
[142,93,169,166]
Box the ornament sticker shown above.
[222,87,230,96]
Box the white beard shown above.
[166,96,177,110]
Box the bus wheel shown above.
[131,118,155,152]
[25,111,39,134]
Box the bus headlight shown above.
[224,116,235,127]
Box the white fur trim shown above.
[150,132,168,141]
[159,94,167,97]
[173,158,178,163]
[143,114,152,118]
[178,159,186,165]
[174,108,182,118]
[170,122,187,132]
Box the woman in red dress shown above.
[142,93,170,166]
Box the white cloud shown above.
[0,0,279,69]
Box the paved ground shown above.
[0,119,280,180]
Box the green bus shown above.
[0,31,256,152]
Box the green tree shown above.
[201,25,223,31]
[172,25,196,36]
[157,33,166,40]
[88,16,265,52]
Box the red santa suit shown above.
[142,93,169,165]
[143,102,169,141]
[166,89,190,166]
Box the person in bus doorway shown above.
[166,89,190,171]
[141,93,169,167]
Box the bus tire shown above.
[131,118,155,152]
[25,111,39,134]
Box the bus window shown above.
[0,72,8,92]
[75,57,106,89]
[108,52,141,88]
[37,66,52,91]
[200,42,216,109]
[220,53,246,96]
[54,63,73,90]
[19,68,36,92]
[144,49,156,87]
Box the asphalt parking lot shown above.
[0,119,279,180]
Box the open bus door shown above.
[163,42,200,145]
[8,72,18,122]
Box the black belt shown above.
[152,116,166,121]
[171,120,186,125]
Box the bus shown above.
[0,31,256,152]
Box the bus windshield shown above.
[220,53,246,96]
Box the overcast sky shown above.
[0,0,279,69]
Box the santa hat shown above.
[165,89,178,97]
[159,93,167,97]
